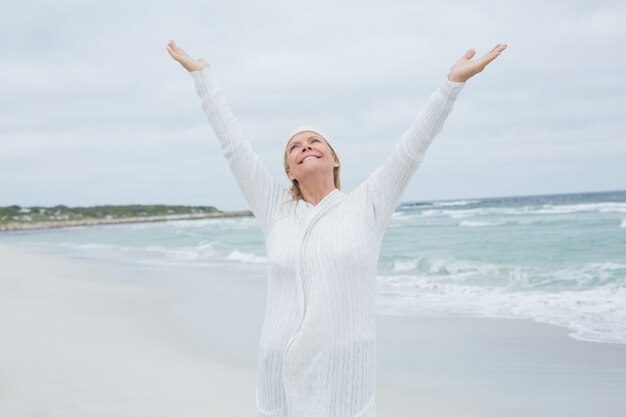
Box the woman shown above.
[167,40,506,417]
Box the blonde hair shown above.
[283,128,341,201]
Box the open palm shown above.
[166,40,208,73]
[448,43,507,82]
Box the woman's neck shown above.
[298,180,336,207]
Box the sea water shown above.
[2,189,625,345]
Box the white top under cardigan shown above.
[190,65,465,417]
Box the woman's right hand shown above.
[166,40,208,73]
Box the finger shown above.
[478,51,501,67]
[175,45,188,55]
[480,44,506,60]
[488,44,501,53]
[166,45,178,59]
[480,47,503,61]
[489,44,507,54]
[166,45,184,62]
[168,40,185,54]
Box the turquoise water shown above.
[2,189,625,345]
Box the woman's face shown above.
[285,131,339,182]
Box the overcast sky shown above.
[1,0,625,211]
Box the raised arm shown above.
[167,41,290,237]
[352,44,507,236]
[352,77,465,235]
[189,66,291,236]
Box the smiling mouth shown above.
[299,155,320,164]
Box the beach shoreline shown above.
[1,242,625,416]
[0,210,253,233]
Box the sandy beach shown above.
[0,243,259,416]
[1,242,624,417]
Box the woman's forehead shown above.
[289,131,322,142]
[287,130,326,147]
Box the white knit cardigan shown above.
[190,65,465,417]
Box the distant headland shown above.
[0,204,253,232]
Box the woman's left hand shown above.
[448,43,507,83]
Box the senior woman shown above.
[167,40,506,417]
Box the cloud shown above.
[1,0,624,210]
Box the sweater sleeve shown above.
[189,65,291,237]
[353,76,465,236]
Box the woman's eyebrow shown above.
[290,136,319,146]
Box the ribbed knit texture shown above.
[190,65,464,417]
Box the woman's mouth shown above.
[300,155,320,164]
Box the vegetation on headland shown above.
[0,204,253,232]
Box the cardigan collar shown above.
[295,188,344,226]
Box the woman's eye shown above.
[289,138,319,152]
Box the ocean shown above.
[2,189,625,346]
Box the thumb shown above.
[198,58,208,65]
[463,48,476,60]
